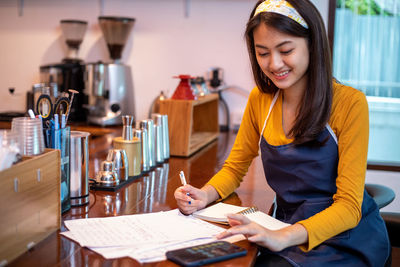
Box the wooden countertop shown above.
[7,125,275,266]
[0,121,119,138]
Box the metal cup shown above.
[70,131,90,206]
[106,149,129,181]
[133,128,150,172]
[139,119,156,168]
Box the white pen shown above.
[28,109,35,119]
[179,170,187,185]
[179,170,191,203]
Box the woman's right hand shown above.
[174,184,208,215]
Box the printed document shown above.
[61,209,245,263]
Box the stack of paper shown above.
[61,209,245,263]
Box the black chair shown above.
[365,183,395,209]
[365,183,398,266]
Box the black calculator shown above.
[166,241,247,267]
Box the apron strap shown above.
[259,90,280,146]
[257,91,338,148]
[326,124,338,145]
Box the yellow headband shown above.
[254,0,309,29]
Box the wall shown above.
[0,0,329,123]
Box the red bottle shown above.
[171,75,196,100]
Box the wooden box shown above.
[0,149,61,265]
[159,94,219,157]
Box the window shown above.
[332,0,400,167]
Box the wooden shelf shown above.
[159,94,219,157]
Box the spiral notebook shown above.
[193,202,290,230]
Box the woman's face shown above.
[253,23,309,93]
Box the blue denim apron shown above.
[258,91,390,267]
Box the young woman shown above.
[174,0,390,266]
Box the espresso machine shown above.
[85,16,136,126]
[38,20,88,122]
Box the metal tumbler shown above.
[154,124,164,163]
[133,128,150,172]
[69,131,90,207]
[139,119,156,168]
[151,114,164,163]
[152,114,170,161]
[161,115,170,160]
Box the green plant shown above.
[336,0,393,16]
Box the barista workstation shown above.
[1,124,275,266]
[0,16,276,266]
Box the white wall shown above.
[0,0,329,123]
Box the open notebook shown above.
[193,202,290,230]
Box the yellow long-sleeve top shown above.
[207,81,369,251]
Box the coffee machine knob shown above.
[111,103,120,113]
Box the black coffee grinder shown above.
[38,20,88,122]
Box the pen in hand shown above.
[179,171,191,205]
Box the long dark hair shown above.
[245,0,332,145]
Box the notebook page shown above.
[245,211,290,230]
[193,202,248,223]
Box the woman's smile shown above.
[272,70,290,80]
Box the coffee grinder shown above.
[85,16,136,126]
[38,20,88,122]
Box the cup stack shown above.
[11,117,45,156]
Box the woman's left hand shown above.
[216,213,305,252]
